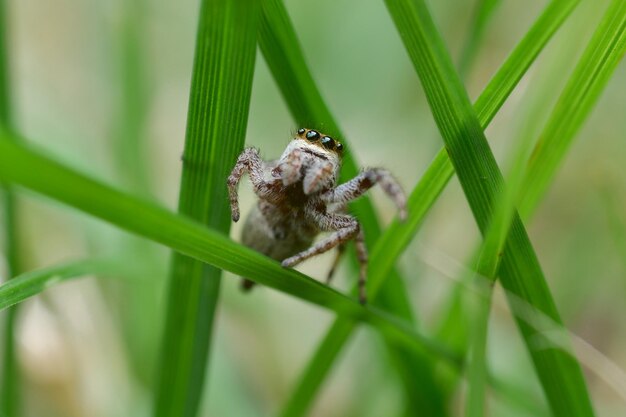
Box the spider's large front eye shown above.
[297,128,306,135]
[306,130,320,141]
[320,136,335,149]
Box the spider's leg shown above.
[354,228,368,304]
[282,212,368,304]
[321,168,407,220]
[227,147,276,222]
[326,243,346,284]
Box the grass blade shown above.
[153,1,259,417]
[259,1,446,415]
[0,259,129,310]
[520,0,626,217]
[0,135,459,369]
[458,0,502,77]
[369,0,580,319]
[465,78,540,417]
[0,0,21,415]
[112,0,151,194]
[384,0,595,416]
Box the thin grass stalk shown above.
[0,259,132,311]
[383,0,595,415]
[520,0,626,217]
[106,0,163,388]
[153,1,259,417]
[114,0,151,195]
[458,0,502,78]
[0,0,21,415]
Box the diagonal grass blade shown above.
[383,0,595,415]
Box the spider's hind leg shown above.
[326,243,346,285]
[354,228,368,305]
[282,213,368,305]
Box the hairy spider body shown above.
[227,128,407,303]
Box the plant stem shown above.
[152,1,259,417]
[0,0,21,415]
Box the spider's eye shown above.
[297,128,306,135]
[306,130,320,141]
[320,136,335,149]
[335,142,343,152]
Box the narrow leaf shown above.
[520,0,626,217]
[0,260,128,310]
[0,0,21,415]
[153,1,259,417]
[458,0,502,77]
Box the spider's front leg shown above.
[227,147,275,222]
[281,212,369,304]
[321,168,408,220]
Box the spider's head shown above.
[274,128,343,195]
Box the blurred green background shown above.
[1,0,625,416]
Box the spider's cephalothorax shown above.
[227,128,407,304]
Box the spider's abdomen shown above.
[241,202,316,261]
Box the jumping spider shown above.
[227,128,407,304]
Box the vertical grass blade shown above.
[520,0,626,217]
[259,1,445,415]
[108,0,163,388]
[0,0,21,415]
[113,0,151,194]
[384,0,595,416]
[153,1,259,417]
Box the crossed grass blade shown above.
[383,0,595,415]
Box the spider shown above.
[227,128,407,304]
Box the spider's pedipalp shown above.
[227,147,278,222]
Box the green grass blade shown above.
[113,0,151,194]
[465,79,541,417]
[458,0,502,77]
[153,1,259,417]
[0,259,129,310]
[259,1,446,415]
[0,136,459,368]
[0,1,20,415]
[369,0,579,312]
[520,0,626,217]
[384,0,595,416]
[464,287,492,417]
